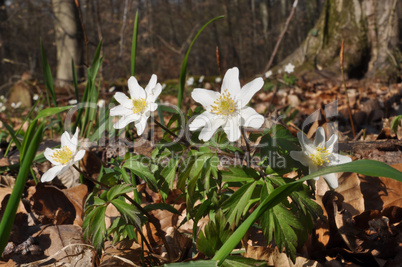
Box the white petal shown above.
[135,115,149,136]
[221,67,241,96]
[149,102,158,112]
[240,107,264,129]
[60,131,71,147]
[144,74,157,95]
[191,89,220,111]
[147,83,162,103]
[328,154,352,166]
[314,127,326,147]
[297,131,313,148]
[71,128,79,149]
[189,112,214,131]
[44,148,60,166]
[325,134,338,153]
[223,118,241,142]
[323,173,338,189]
[41,165,66,182]
[289,151,309,167]
[114,92,129,104]
[237,77,263,107]
[128,76,146,99]
[113,114,141,129]
[74,149,86,162]
[110,105,132,117]
[199,116,225,141]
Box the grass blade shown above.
[0,122,45,255]
[40,39,57,107]
[177,15,224,109]
[131,9,139,77]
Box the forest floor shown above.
[0,76,401,266]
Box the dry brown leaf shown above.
[29,183,87,225]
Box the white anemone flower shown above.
[265,70,273,78]
[189,67,264,142]
[289,127,352,189]
[186,76,194,86]
[110,75,162,135]
[199,75,205,83]
[284,63,295,74]
[42,128,86,182]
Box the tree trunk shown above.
[52,0,82,87]
[281,0,401,82]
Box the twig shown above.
[263,0,299,75]
[241,127,251,167]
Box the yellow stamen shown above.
[51,146,73,165]
[210,89,236,116]
[132,98,147,114]
[310,147,330,166]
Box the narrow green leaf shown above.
[131,9,139,76]
[40,39,57,107]
[2,121,22,151]
[177,15,224,109]
[164,260,218,267]
[0,122,44,255]
[391,115,402,135]
[72,58,79,102]
[34,106,73,121]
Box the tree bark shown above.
[52,0,82,87]
[280,0,401,82]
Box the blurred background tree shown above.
[0,0,400,92]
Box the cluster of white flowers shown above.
[41,68,349,189]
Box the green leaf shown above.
[221,166,259,183]
[0,123,45,255]
[110,198,143,228]
[72,58,79,102]
[143,203,180,215]
[40,39,57,107]
[177,15,224,109]
[391,115,402,135]
[222,256,268,267]
[213,159,402,264]
[197,210,232,258]
[164,260,218,267]
[2,121,22,151]
[107,184,134,201]
[83,205,107,253]
[131,9,139,76]
[34,106,73,121]
[123,158,159,192]
[222,181,258,225]
[260,182,303,262]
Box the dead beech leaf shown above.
[336,172,365,216]
[29,183,87,225]
[360,163,402,211]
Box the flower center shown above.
[310,147,330,166]
[132,98,147,114]
[52,146,73,165]
[210,89,236,116]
